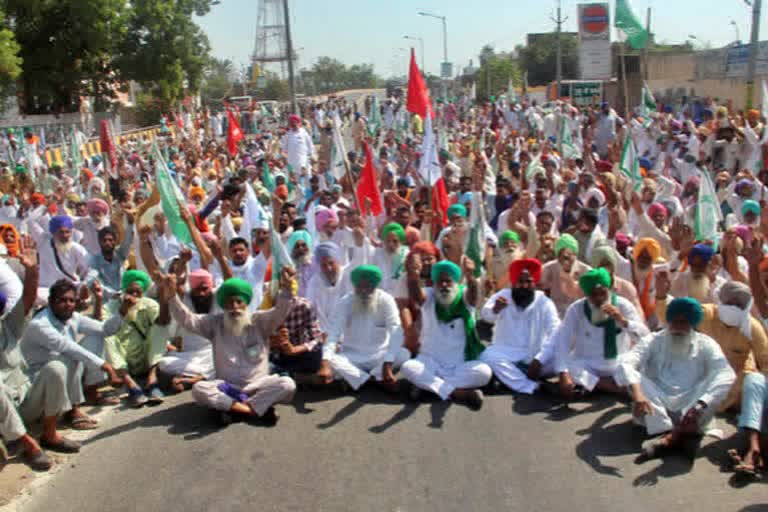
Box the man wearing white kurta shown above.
[615,297,735,459]
[552,267,648,397]
[480,259,560,394]
[400,260,492,409]
[318,265,409,391]
[280,114,315,174]
[227,236,268,313]
[305,241,351,334]
[38,215,90,289]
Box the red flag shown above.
[431,177,449,226]
[99,120,117,176]
[406,48,434,119]
[226,110,243,156]
[176,111,184,128]
[356,142,383,217]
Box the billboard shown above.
[725,42,768,78]
[578,3,612,80]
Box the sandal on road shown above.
[69,415,99,430]
[40,437,81,454]
[84,395,120,407]
[733,452,764,477]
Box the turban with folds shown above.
[314,241,341,262]
[579,268,613,295]
[499,231,520,245]
[447,204,467,219]
[49,215,73,234]
[86,198,109,215]
[350,265,383,288]
[666,297,704,327]
[555,234,578,257]
[688,243,715,264]
[430,260,462,284]
[633,238,662,261]
[287,229,312,256]
[508,258,542,285]
[121,269,150,292]
[216,278,253,308]
[189,269,214,290]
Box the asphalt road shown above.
[15,388,768,512]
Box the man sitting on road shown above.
[615,297,735,460]
[479,259,560,394]
[104,270,169,408]
[400,260,492,410]
[551,268,648,398]
[163,269,297,426]
[317,265,409,392]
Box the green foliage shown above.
[134,91,167,127]
[300,56,379,94]
[476,46,521,101]
[200,57,235,103]
[516,33,579,86]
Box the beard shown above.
[352,290,379,315]
[667,330,695,354]
[190,293,213,314]
[435,283,459,306]
[223,310,251,337]
[54,240,74,256]
[511,287,535,308]
[293,251,311,266]
[687,273,711,302]
[123,303,140,323]
[588,299,609,324]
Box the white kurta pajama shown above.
[157,297,220,380]
[479,290,561,394]
[400,289,492,400]
[305,266,351,334]
[169,291,297,416]
[614,331,735,435]
[323,290,409,390]
[552,296,648,391]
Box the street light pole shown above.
[418,11,449,100]
[746,0,762,109]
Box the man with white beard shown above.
[480,259,561,394]
[615,297,735,460]
[488,230,523,292]
[316,265,409,392]
[38,215,90,290]
[305,241,351,334]
[400,260,493,409]
[162,268,297,426]
[551,268,649,399]
[350,222,409,297]
[74,198,111,254]
[286,230,312,297]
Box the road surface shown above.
[13,388,767,512]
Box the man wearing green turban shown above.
[491,231,523,291]
[353,217,408,296]
[590,242,644,315]
[540,233,591,317]
[318,264,410,393]
[548,267,648,399]
[104,269,169,408]
[163,266,298,426]
[615,296,734,461]
[400,259,492,410]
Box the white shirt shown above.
[481,289,560,366]
[305,266,352,334]
[615,330,735,411]
[38,236,90,287]
[280,128,315,172]
[323,289,403,363]
[230,253,268,311]
[419,288,472,369]
[552,296,648,374]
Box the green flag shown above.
[559,118,581,161]
[525,153,545,180]
[694,167,722,244]
[615,0,649,50]
[153,143,193,246]
[263,160,275,193]
[368,95,381,137]
[464,193,486,279]
[619,135,642,192]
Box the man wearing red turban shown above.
[479,259,562,394]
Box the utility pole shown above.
[551,0,568,99]
[282,0,297,115]
[643,7,652,81]
[746,0,762,109]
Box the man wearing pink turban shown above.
[281,113,314,173]
[157,269,218,392]
[74,198,111,254]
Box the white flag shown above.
[418,114,441,186]
[239,182,270,242]
[330,112,348,179]
[619,135,642,192]
[694,167,723,245]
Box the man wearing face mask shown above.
[401,260,492,409]
[656,280,768,412]
[615,297,735,461]
[480,259,560,394]
[552,268,648,399]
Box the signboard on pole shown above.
[578,3,612,80]
[571,81,604,105]
[440,62,453,79]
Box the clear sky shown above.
[197,0,765,78]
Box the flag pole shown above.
[620,40,631,121]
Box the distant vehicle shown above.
[386,81,405,98]
[227,95,253,108]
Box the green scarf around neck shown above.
[434,285,485,361]
[582,293,621,360]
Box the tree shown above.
[116,0,212,105]
[5,0,127,113]
[200,57,235,104]
[0,10,21,108]
[517,33,579,86]
[476,46,521,101]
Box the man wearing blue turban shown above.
[286,229,312,297]
[615,297,735,461]
[39,215,90,288]
[667,243,721,304]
